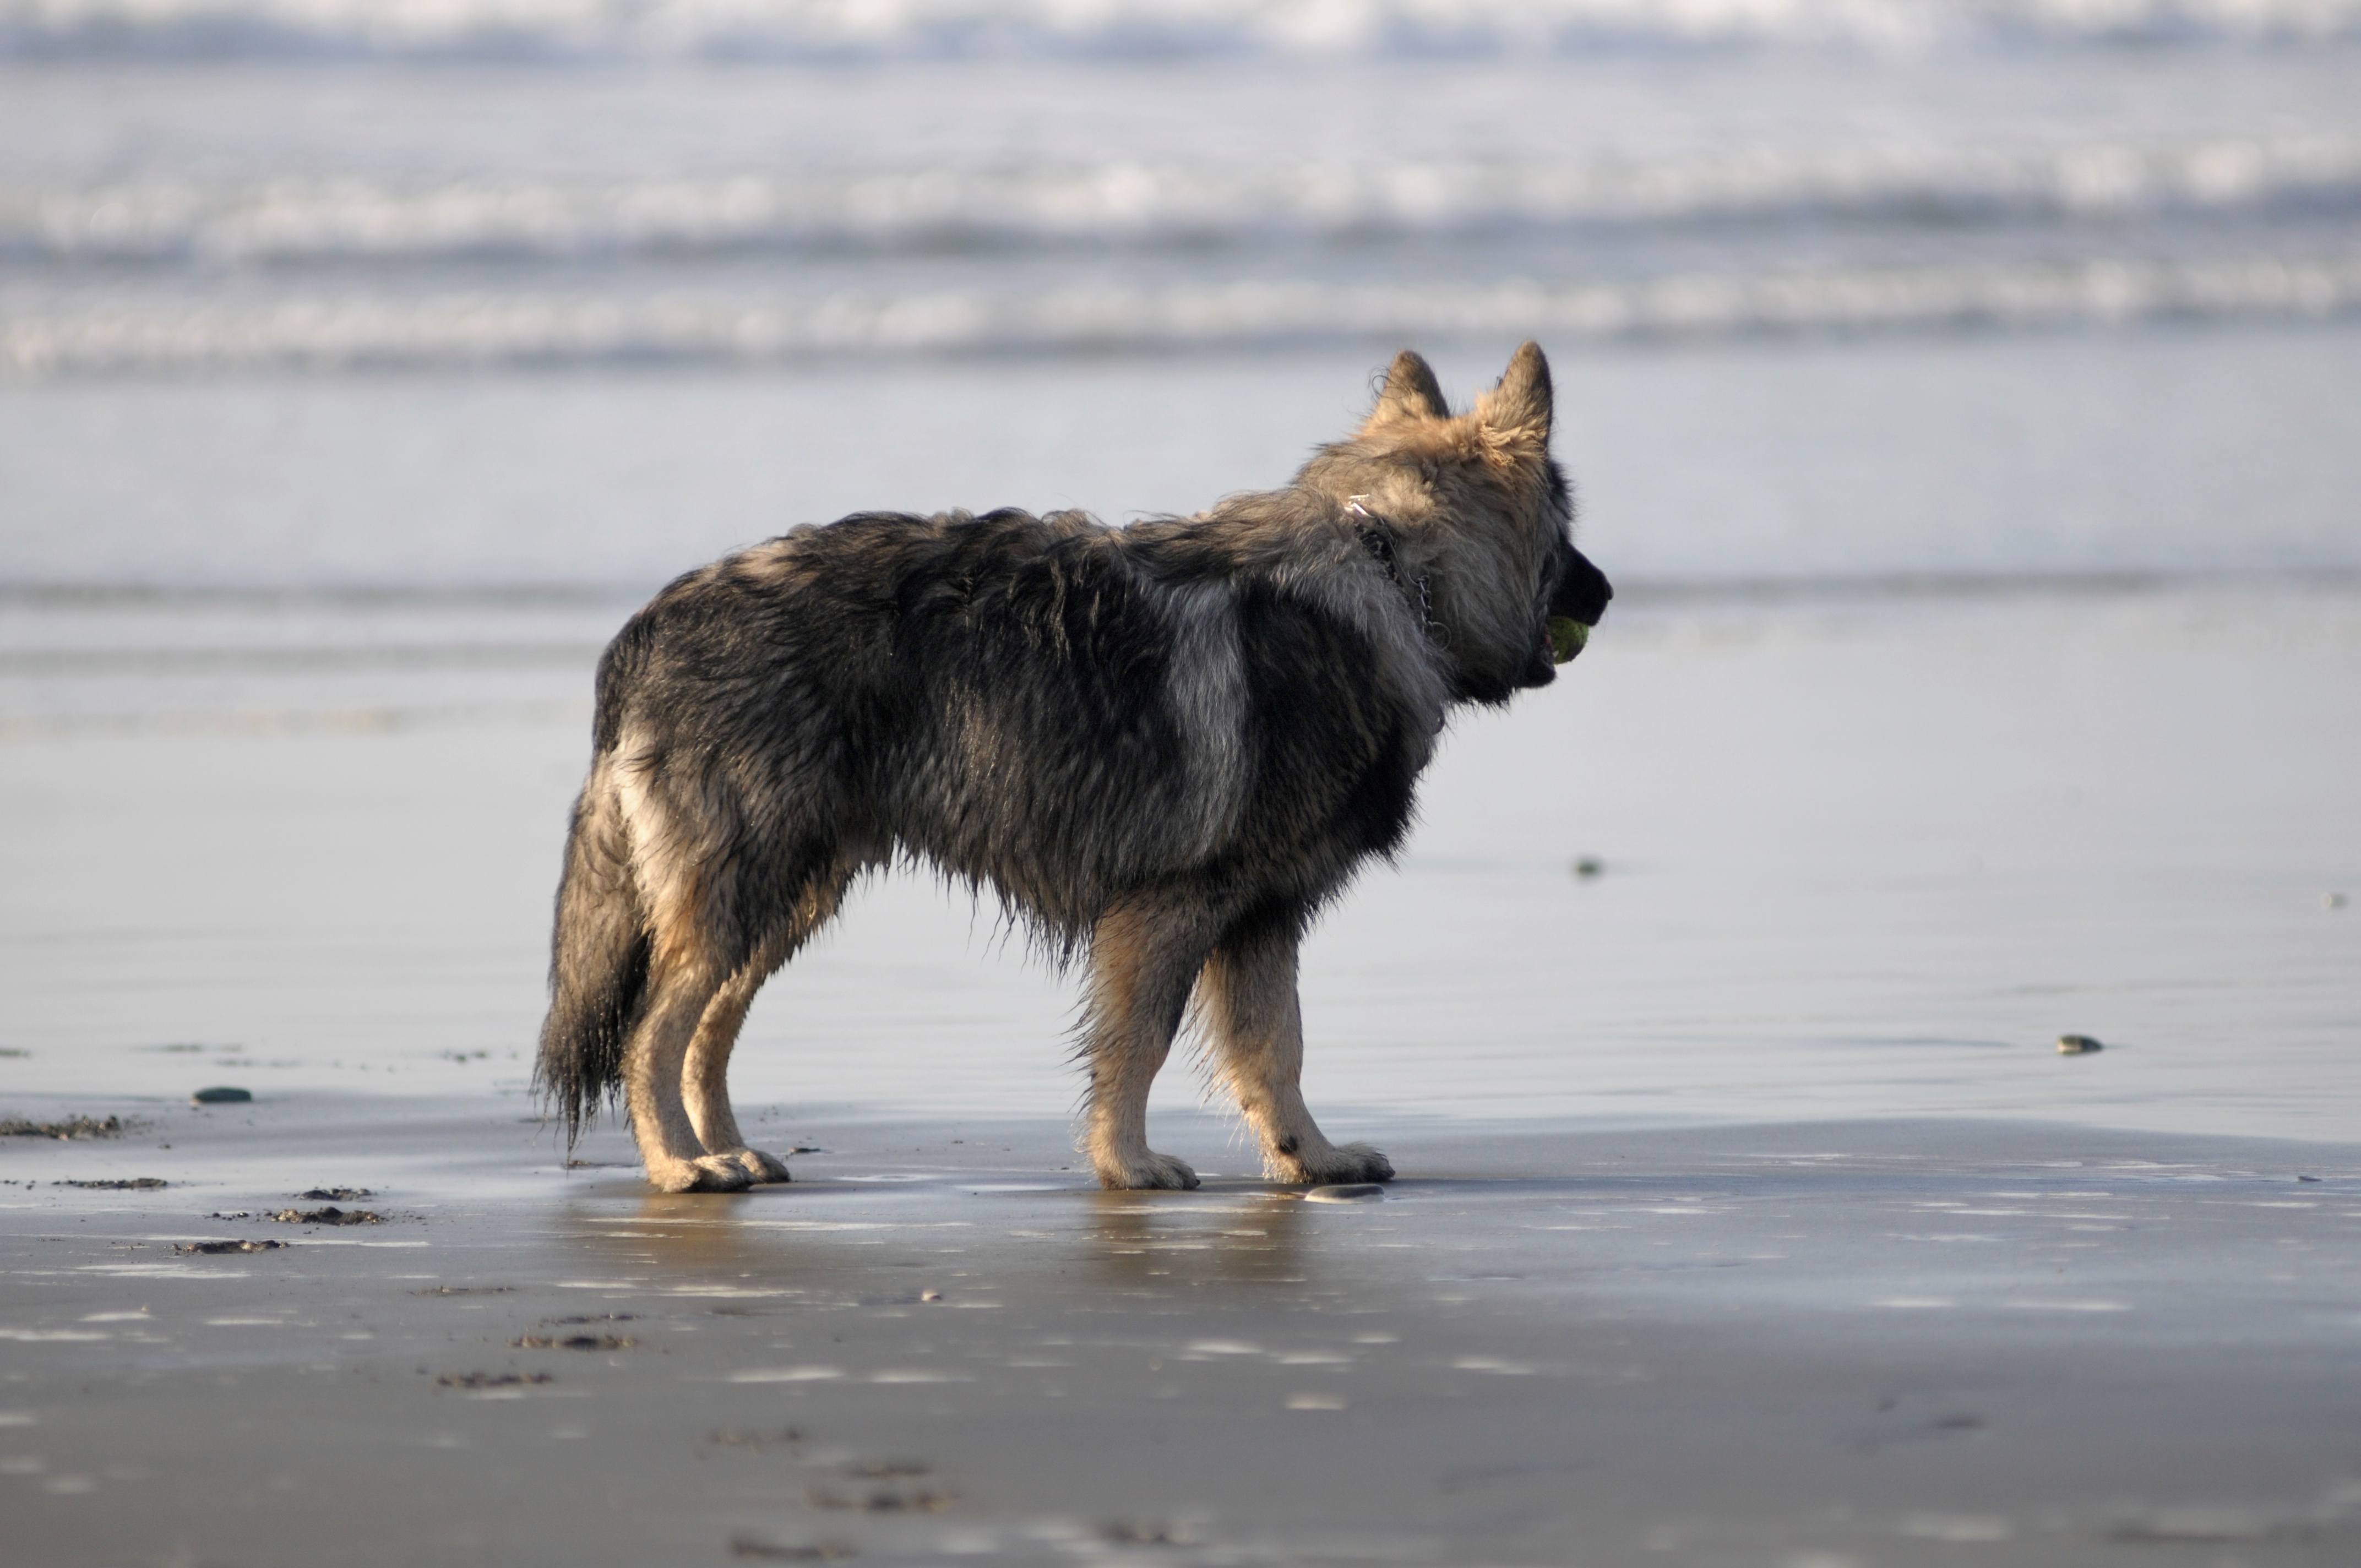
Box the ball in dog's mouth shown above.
[1548,617,1590,664]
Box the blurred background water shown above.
[2,3,2355,1137]
[9,0,2361,597]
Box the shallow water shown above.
[4,576,2354,1145]
[7,323,2361,591]
[4,9,2358,1154]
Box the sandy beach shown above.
[3,1101,2357,1567]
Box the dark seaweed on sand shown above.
[2,1115,124,1140]
[57,1177,167,1189]
[433,1371,553,1390]
[729,1537,857,1562]
[808,1483,955,1513]
[271,1206,383,1225]
[700,1428,802,1452]
[513,1333,635,1351]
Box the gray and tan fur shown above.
[535,343,1611,1191]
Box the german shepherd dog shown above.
[536,343,1610,1192]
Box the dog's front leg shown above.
[1201,912,1394,1186]
[1080,897,1217,1190]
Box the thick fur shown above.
[536,343,1611,1192]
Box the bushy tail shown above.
[534,767,649,1151]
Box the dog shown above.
[535,342,1610,1192]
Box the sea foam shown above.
[7,0,2361,61]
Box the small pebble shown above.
[2057,1034,2104,1055]
[2326,892,2349,910]
[191,1086,252,1105]
[2298,1174,2322,1183]
[920,1290,944,1302]
[1572,857,1604,879]
[1304,1184,1385,1203]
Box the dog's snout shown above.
[1549,547,1612,626]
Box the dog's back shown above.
[594,503,1439,931]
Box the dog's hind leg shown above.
[680,953,788,1184]
[681,869,854,1185]
[623,955,751,1193]
[1200,906,1394,1186]
[1079,895,1222,1190]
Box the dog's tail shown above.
[534,760,649,1151]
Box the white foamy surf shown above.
[7,18,2361,373]
[10,137,2358,262]
[10,255,2360,372]
[8,0,2361,59]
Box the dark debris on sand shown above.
[700,1428,802,1453]
[271,1206,383,1226]
[1098,1520,1201,1547]
[835,1460,929,1479]
[433,1371,553,1390]
[808,1484,955,1513]
[730,1536,858,1561]
[296,1186,375,1201]
[2,1115,126,1140]
[174,1238,286,1255]
[412,1284,514,1296]
[513,1333,636,1352]
[57,1177,167,1189]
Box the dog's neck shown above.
[1343,497,1434,637]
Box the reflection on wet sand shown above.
[567,1187,915,1297]
[556,1182,1335,1301]
[1084,1189,1312,1289]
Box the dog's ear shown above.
[1476,341,1552,450]
[1364,350,1449,428]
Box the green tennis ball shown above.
[1548,617,1589,663]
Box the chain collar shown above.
[1345,497,1436,639]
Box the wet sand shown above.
[2,1099,2357,1566]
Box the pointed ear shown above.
[1364,349,1449,428]
[1476,340,1552,447]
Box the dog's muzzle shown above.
[1512,545,1612,690]
[1541,547,1612,669]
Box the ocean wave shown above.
[9,141,2358,265]
[9,253,2357,369]
[6,0,2361,62]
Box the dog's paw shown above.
[645,1156,755,1194]
[722,1147,793,1184]
[1097,1151,1200,1191]
[1278,1141,1395,1186]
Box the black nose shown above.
[1549,547,1612,625]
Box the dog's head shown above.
[1301,342,1610,705]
